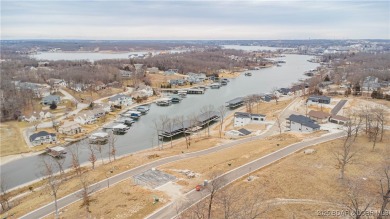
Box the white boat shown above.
[156,97,172,106]
[210,83,221,89]
[89,132,109,144]
[244,72,252,76]
[112,124,129,135]
[178,90,187,97]
[136,105,150,114]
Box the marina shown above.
[2,53,320,189]
[89,132,109,144]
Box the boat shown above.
[156,97,172,106]
[136,105,150,114]
[89,132,109,144]
[170,95,182,103]
[277,60,286,63]
[210,83,221,89]
[276,64,282,67]
[125,110,142,120]
[112,124,128,135]
[45,146,66,158]
[178,90,187,98]
[221,78,230,83]
[244,72,252,76]
[220,80,228,86]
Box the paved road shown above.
[20,96,301,218]
[20,128,344,219]
[146,131,345,219]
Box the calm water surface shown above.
[2,53,318,189]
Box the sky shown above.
[1,0,389,40]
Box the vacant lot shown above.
[182,131,390,218]
[0,121,30,156]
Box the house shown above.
[107,81,121,88]
[362,76,381,91]
[48,78,67,87]
[58,121,82,135]
[109,94,133,106]
[169,79,186,86]
[306,95,331,105]
[38,87,51,98]
[132,84,154,99]
[70,83,85,92]
[308,110,330,123]
[261,94,274,102]
[29,131,56,146]
[15,81,41,97]
[146,67,159,74]
[94,81,106,91]
[74,111,97,125]
[120,70,133,78]
[39,110,53,120]
[23,112,40,122]
[94,103,112,113]
[187,73,207,83]
[286,114,320,132]
[42,95,61,105]
[234,112,266,127]
[38,61,50,67]
[329,115,349,125]
[277,88,292,96]
[164,69,178,75]
[91,108,106,118]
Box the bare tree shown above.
[88,144,97,170]
[41,157,64,219]
[217,105,228,138]
[0,176,11,212]
[200,105,215,137]
[342,180,374,219]
[95,143,105,165]
[205,172,227,219]
[69,146,82,175]
[271,87,279,104]
[108,131,117,162]
[276,116,283,134]
[177,116,191,149]
[333,118,361,179]
[378,164,390,219]
[78,173,95,218]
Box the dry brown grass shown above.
[147,73,187,88]
[184,131,390,218]
[63,87,123,102]
[0,121,30,156]
[218,72,240,78]
[43,181,168,219]
[161,133,302,192]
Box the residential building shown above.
[146,67,159,74]
[286,114,320,132]
[39,110,52,120]
[120,70,133,78]
[306,95,331,105]
[42,95,61,105]
[74,111,97,125]
[308,110,330,123]
[23,112,40,122]
[362,76,381,91]
[70,83,85,92]
[277,88,292,96]
[94,81,106,91]
[29,131,56,146]
[329,115,349,125]
[58,121,82,135]
[94,103,112,113]
[48,78,67,87]
[234,112,266,127]
[109,94,133,106]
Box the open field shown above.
[181,131,390,218]
[0,121,30,156]
[63,87,124,102]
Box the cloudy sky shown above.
[1,0,389,40]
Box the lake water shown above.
[3,51,318,190]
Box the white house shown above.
[94,103,112,113]
[233,112,266,127]
[362,76,381,91]
[146,67,159,74]
[286,114,320,132]
[58,121,82,135]
[29,131,57,146]
[48,78,67,87]
[109,94,133,106]
[74,111,97,125]
[23,112,40,122]
[39,111,53,120]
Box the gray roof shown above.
[109,94,131,102]
[331,99,348,115]
[43,95,60,102]
[29,131,55,142]
[235,112,265,118]
[226,97,244,105]
[308,95,331,102]
[287,114,320,129]
[238,128,251,136]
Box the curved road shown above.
[146,131,345,219]
[20,129,344,219]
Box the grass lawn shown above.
[0,121,30,156]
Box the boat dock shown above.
[225,97,244,109]
[45,146,67,158]
[158,111,220,139]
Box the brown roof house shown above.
[58,121,82,135]
[308,110,330,123]
[329,115,349,125]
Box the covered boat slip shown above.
[158,111,220,138]
[45,146,67,158]
[225,97,244,109]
